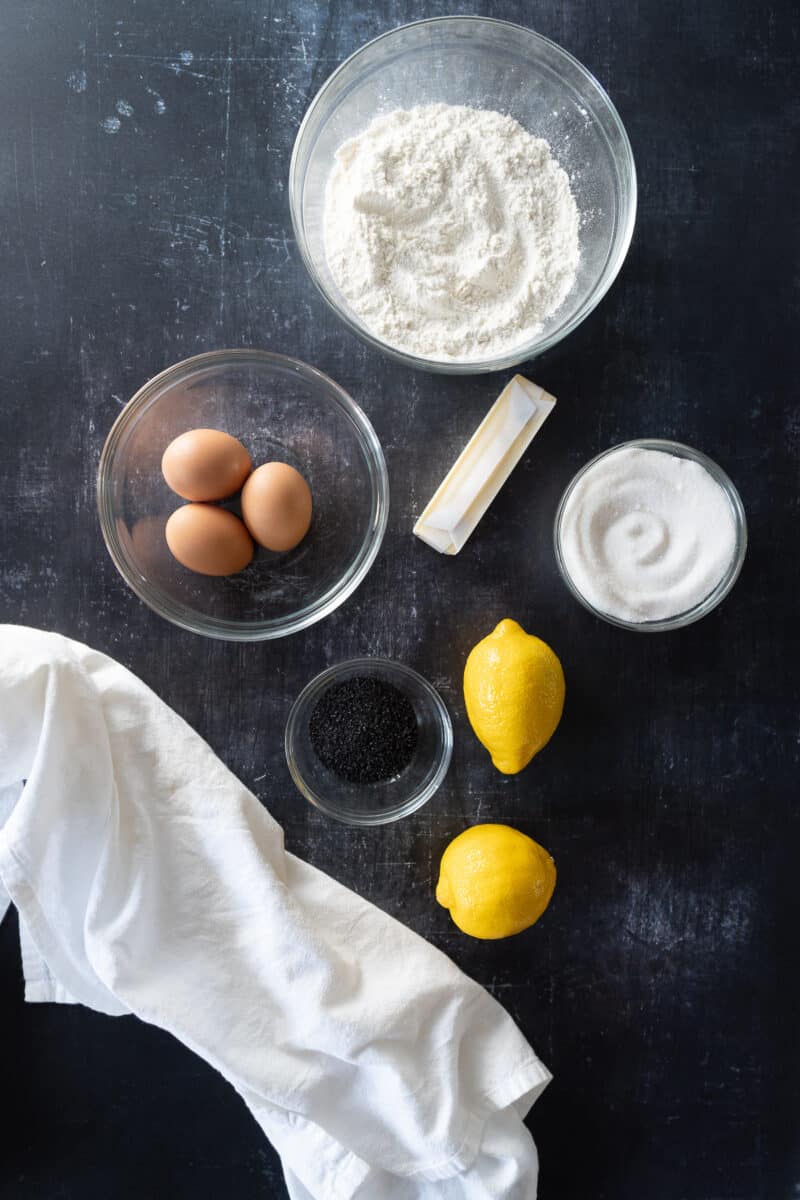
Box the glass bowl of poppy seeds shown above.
[285,658,453,826]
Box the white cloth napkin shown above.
[0,626,550,1198]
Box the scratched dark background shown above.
[1,1,798,1197]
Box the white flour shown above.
[323,103,580,361]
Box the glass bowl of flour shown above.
[290,16,636,373]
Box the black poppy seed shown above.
[308,675,419,784]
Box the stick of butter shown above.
[413,375,556,555]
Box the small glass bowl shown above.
[290,16,637,374]
[285,658,453,826]
[553,439,748,632]
[97,350,388,641]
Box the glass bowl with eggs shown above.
[97,350,389,640]
[290,16,637,374]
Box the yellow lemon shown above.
[464,618,565,774]
[436,824,556,939]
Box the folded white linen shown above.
[0,626,550,1198]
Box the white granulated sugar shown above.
[323,103,580,360]
[559,447,738,623]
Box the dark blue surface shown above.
[1,2,798,1197]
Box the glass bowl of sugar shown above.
[553,439,748,631]
[289,16,636,374]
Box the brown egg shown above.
[165,504,253,576]
[241,462,313,552]
[161,429,252,501]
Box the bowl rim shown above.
[289,14,638,375]
[553,438,748,632]
[284,656,454,826]
[97,349,390,641]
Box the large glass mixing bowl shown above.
[290,16,637,373]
